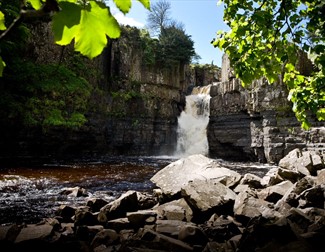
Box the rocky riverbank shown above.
[0,149,324,251]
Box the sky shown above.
[109,0,230,67]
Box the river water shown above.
[0,155,277,226]
[0,156,175,225]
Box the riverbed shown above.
[0,156,277,225]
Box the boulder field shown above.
[0,149,324,251]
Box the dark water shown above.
[0,156,277,226]
[0,156,175,225]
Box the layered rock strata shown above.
[208,54,324,163]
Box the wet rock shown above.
[60,186,88,197]
[126,210,157,229]
[316,169,325,185]
[155,219,195,238]
[237,217,297,251]
[0,224,22,242]
[240,173,263,189]
[297,185,325,208]
[233,189,273,224]
[87,198,109,213]
[154,198,194,222]
[55,205,76,223]
[74,208,99,226]
[15,223,54,243]
[140,228,194,251]
[106,218,130,232]
[203,215,242,243]
[181,179,236,222]
[1,153,325,251]
[136,191,159,210]
[260,167,284,186]
[90,229,119,249]
[98,190,138,222]
[178,225,208,246]
[278,148,324,176]
[258,180,294,203]
[286,208,314,235]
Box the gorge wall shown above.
[2,21,322,165]
[0,23,220,164]
[208,54,325,164]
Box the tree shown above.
[0,0,151,76]
[146,0,171,36]
[213,0,325,129]
[158,24,196,66]
[145,0,197,66]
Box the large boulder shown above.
[150,154,241,198]
[279,148,324,176]
[181,179,237,222]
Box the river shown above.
[0,155,277,226]
[0,156,175,225]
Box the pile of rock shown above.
[0,149,324,251]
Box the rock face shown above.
[208,54,325,163]
[1,153,324,251]
[0,24,219,162]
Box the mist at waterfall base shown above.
[175,85,211,158]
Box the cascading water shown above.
[175,85,211,157]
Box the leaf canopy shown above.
[214,0,325,129]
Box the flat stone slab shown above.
[150,154,241,196]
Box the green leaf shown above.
[53,2,81,46]
[75,1,121,58]
[296,74,305,84]
[301,120,311,130]
[114,0,132,14]
[137,0,150,9]
[53,1,121,59]
[285,63,295,72]
[0,11,6,30]
[316,108,325,121]
[0,56,5,76]
[27,0,42,10]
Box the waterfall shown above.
[175,85,211,158]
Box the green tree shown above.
[213,0,325,129]
[145,0,197,67]
[0,0,151,75]
[158,25,196,66]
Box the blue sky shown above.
[109,0,229,67]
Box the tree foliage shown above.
[146,0,196,66]
[158,25,196,66]
[213,0,325,129]
[0,60,92,130]
[0,0,151,75]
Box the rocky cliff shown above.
[0,23,221,164]
[208,54,324,163]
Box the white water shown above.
[175,85,211,158]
